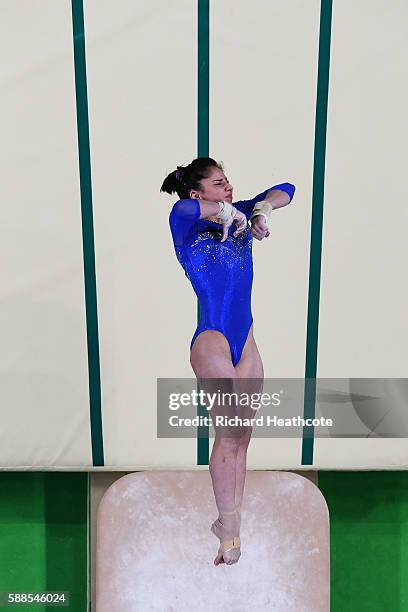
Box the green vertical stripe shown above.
[301,0,333,466]
[197,0,210,465]
[71,0,104,467]
[197,0,210,157]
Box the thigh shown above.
[190,331,244,437]
[235,328,264,380]
[190,330,235,379]
[234,330,264,423]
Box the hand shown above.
[220,210,247,242]
[250,215,270,241]
[232,210,247,237]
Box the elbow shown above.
[267,182,296,209]
[169,198,201,222]
[268,182,296,206]
[171,199,191,215]
[281,182,296,203]
[169,201,181,222]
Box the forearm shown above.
[197,199,222,219]
[263,189,291,210]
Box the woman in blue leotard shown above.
[160,158,295,566]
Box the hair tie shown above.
[175,167,184,181]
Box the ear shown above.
[189,190,201,200]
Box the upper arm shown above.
[234,182,296,219]
[169,199,201,246]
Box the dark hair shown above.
[160,157,224,199]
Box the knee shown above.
[238,428,253,450]
[190,347,236,379]
[193,359,236,380]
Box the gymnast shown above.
[160,158,295,566]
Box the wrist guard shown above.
[217,201,237,222]
[250,200,273,224]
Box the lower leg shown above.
[234,432,253,532]
[234,444,248,522]
[209,437,241,565]
[209,437,239,515]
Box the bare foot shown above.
[211,510,241,566]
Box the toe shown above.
[214,550,225,566]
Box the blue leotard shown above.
[169,183,296,366]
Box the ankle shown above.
[218,507,241,518]
[218,509,240,531]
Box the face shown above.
[190,167,233,203]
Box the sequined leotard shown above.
[169,183,296,366]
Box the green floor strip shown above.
[319,471,408,611]
[71,0,104,466]
[196,0,210,466]
[0,473,88,611]
[301,0,333,466]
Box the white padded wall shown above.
[1,1,406,470]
